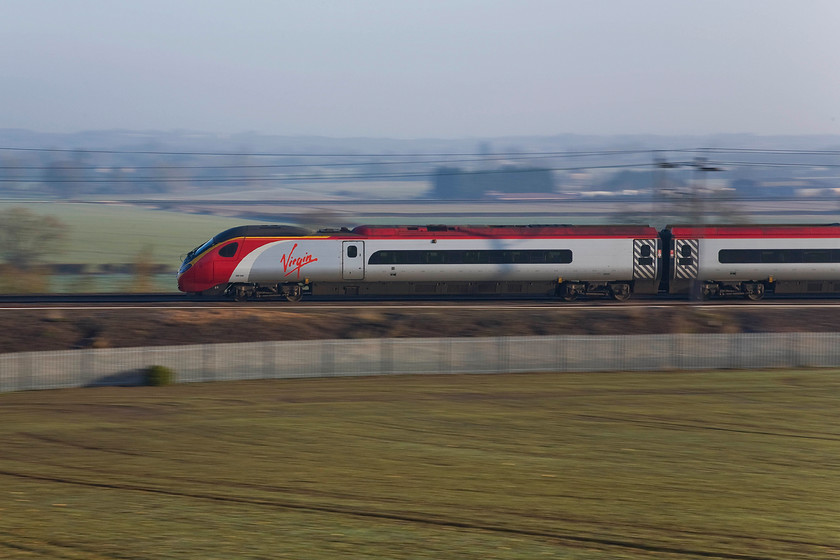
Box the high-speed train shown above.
[176,223,840,301]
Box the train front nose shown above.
[177,255,219,293]
[177,260,196,293]
[177,258,208,293]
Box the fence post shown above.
[322,340,334,377]
[380,338,392,375]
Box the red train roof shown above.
[668,224,840,239]
[349,224,658,239]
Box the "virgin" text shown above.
[281,243,318,278]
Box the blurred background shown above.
[2,134,839,292]
[2,0,839,292]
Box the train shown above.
[176,223,840,302]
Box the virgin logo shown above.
[280,243,318,278]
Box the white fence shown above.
[2,333,840,392]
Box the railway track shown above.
[2,292,840,308]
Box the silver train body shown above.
[177,224,840,301]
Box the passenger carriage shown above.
[666,225,840,300]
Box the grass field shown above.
[0,202,266,292]
[0,202,265,267]
[1,370,839,559]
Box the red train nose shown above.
[177,266,198,293]
[177,259,214,293]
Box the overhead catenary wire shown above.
[1,145,838,184]
[0,162,660,183]
[0,152,643,171]
[3,145,840,158]
[0,146,690,158]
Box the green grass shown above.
[0,202,265,267]
[1,369,839,559]
[0,202,266,292]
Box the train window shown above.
[720,250,748,263]
[373,251,393,264]
[545,250,573,264]
[347,246,358,258]
[805,250,831,263]
[219,242,238,258]
[680,245,693,258]
[403,251,423,264]
[488,251,505,264]
[762,250,776,262]
[640,245,652,257]
[719,249,840,264]
[462,251,483,264]
[443,251,464,264]
[368,249,572,265]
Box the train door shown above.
[632,238,659,292]
[342,241,365,280]
[671,238,699,293]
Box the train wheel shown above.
[744,283,765,301]
[232,285,253,302]
[559,284,578,301]
[610,284,631,301]
[283,285,303,302]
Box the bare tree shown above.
[129,245,156,293]
[0,207,67,270]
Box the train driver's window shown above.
[347,246,358,258]
[219,243,238,258]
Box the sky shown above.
[2,0,840,139]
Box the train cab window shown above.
[347,246,358,258]
[218,242,238,258]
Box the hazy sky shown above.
[3,0,839,138]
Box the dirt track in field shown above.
[3,304,840,354]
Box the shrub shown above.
[145,365,175,386]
